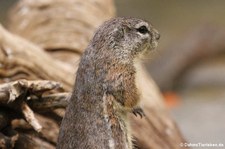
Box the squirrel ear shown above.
[122,27,126,36]
[121,24,130,35]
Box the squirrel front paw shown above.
[132,107,145,118]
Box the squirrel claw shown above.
[132,107,145,118]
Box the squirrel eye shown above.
[137,26,149,34]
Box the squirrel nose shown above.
[152,28,160,40]
[155,33,160,40]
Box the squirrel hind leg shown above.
[132,107,145,118]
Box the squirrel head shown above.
[90,17,160,62]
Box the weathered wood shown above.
[0,25,73,91]
[0,80,61,104]
[0,129,18,149]
[0,80,62,145]
[8,0,115,64]
[11,114,60,145]
[36,114,59,144]
[0,111,11,130]
[28,93,69,111]
[15,133,55,149]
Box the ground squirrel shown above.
[57,17,160,149]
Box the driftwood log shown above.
[0,0,187,148]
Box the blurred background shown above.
[1,0,225,147]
